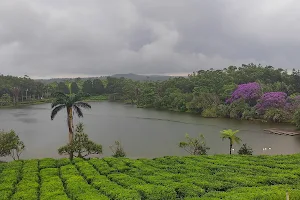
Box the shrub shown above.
[56,158,71,167]
[133,184,177,200]
[0,130,25,160]
[241,108,257,120]
[179,134,210,155]
[202,106,218,118]
[110,141,126,158]
[39,158,57,169]
[58,123,102,158]
[238,144,253,155]
[229,99,250,119]
[216,104,230,118]
[89,159,117,175]
[74,159,141,200]
[293,110,300,128]
[264,108,290,122]
[60,165,108,200]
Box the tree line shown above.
[104,64,300,127]
[1,63,300,126]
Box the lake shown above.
[0,101,299,160]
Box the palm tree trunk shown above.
[67,107,74,160]
[229,141,232,155]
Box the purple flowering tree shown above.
[255,92,287,113]
[227,82,261,106]
[285,95,300,112]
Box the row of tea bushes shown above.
[1,155,300,199]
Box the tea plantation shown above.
[1,155,300,200]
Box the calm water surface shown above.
[0,102,299,160]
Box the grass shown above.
[1,155,300,199]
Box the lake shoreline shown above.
[0,99,53,109]
[1,98,297,130]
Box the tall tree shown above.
[70,82,79,94]
[11,87,20,105]
[50,92,91,159]
[220,129,241,155]
[82,80,93,95]
[92,79,105,95]
[58,82,69,94]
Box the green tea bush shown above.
[0,161,22,199]
[39,158,57,169]
[56,158,71,167]
[40,167,68,200]
[89,158,117,175]
[103,157,131,172]
[133,184,177,200]
[60,164,108,200]
[75,159,141,199]
[12,160,39,200]
[2,155,300,199]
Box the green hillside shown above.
[1,155,300,200]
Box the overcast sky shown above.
[0,0,300,78]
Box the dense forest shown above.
[1,63,300,126]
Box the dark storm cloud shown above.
[0,0,300,78]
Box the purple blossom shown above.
[255,92,287,113]
[227,82,261,104]
[285,95,300,111]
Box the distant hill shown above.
[36,77,105,84]
[111,73,171,81]
[36,73,172,83]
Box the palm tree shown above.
[220,129,241,155]
[51,92,91,159]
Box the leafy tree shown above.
[122,79,137,104]
[238,143,253,155]
[220,129,241,155]
[227,82,261,106]
[0,130,25,160]
[34,82,45,99]
[293,110,300,129]
[51,93,91,160]
[256,92,287,114]
[179,134,210,155]
[241,107,257,120]
[0,93,12,106]
[263,108,290,123]
[11,87,20,104]
[82,80,93,95]
[70,82,79,94]
[106,77,124,94]
[92,79,105,95]
[58,82,69,94]
[110,141,126,157]
[229,99,250,119]
[187,92,220,114]
[58,123,102,158]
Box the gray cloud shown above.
[0,0,300,78]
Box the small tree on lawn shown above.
[58,123,102,158]
[0,130,25,160]
[179,134,210,155]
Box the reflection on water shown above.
[18,118,38,123]
[0,102,299,161]
[13,112,29,117]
